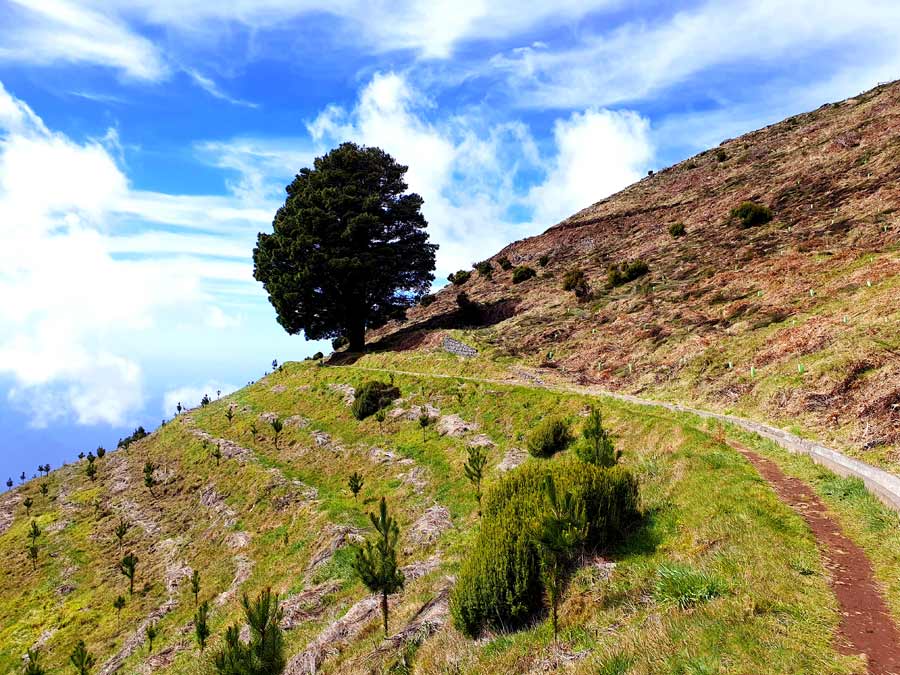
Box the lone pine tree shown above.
[253,142,437,352]
[352,497,405,638]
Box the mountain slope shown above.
[4,360,895,674]
[371,80,900,472]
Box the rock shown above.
[312,431,332,447]
[57,583,76,596]
[199,484,238,527]
[281,580,341,629]
[228,531,251,550]
[327,383,356,405]
[398,466,429,494]
[285,415,310,428]
[259,412,279,423]
[467,434,495,448]
[436,414,478,437]
[368,447,399,463]
[406,505,452,551]
[271,384,287,393]
[403,404,441,421]
[442,336,478,357]
[498,447,528,472]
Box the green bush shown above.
[538,254,550,267]
[668,222,686,238]
[575,408,619,467]
[715,149,728,162]
[607,259,649,287]
[730,201,772,228]
[473,261,493,278]
[332,335,349,350]
[526,417,573,457]
[419,294,436,307]
[511,266,536,284]
[653,563,726,609]
[351,381,400,420]
[448,270,471,286]
[497,256,512,271]
[562,268,589,297]
[451,459,639,636]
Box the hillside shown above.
[370,80,900,475]
[4,82,900,675]
[4,358,900,674]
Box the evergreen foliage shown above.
[253,142,437,352]
[608,260,649,287]
[575,408,620,467]
[352,497,405,637]
[731,201,772,228]
[463,446,488,515]
[351,381,400,420]
[23,648,46,675]
[69,640,95,675]
[511,265,536,284]
[195,600,211,653]
[348,471,364,500]
[526,417,573,458]
[213,588,285,675]
[120,552,138,595]
[562,268,589,298]
[448,270,471,286]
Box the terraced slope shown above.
[4,359,900,674]
[369,80,900,474]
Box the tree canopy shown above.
[253,142,437,352]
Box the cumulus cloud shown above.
[0,81,264,426]
[306,72,653,278]
[528,109,652,225]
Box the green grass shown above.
[0,357,889,673]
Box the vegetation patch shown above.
[448,270,471,286]
[653,562,727,609]
[526,417,573,457]
[607,259,649,287]
[731,201,773,228]
[351,381,401,420]
[511,266,537,284]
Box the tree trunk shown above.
[347,321,366,353]
[381,591,389,638]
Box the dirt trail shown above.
[733,442,900,675]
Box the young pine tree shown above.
[39,482,49,499]
[23,496,33,516]
[212,445,222,467]
[374,408,386,430]
[23,648,46,675]
[96,446,106,459]
[225,408,234,425]
[249,421,258,440]
[270,418,283,449]
[213,588,285,675]
[28,520,41,545]
[6,477,13,489]
[463,446,488,516]
[113,595,126,627]
[535,476,586,646]
[85,461,97,482]
[195,600,211,653]
[143,462,157,496]
[27,543,39,570]
[575,407,619,467]
[146,622,158,654]
[352,497,405,638]
[191,569,201,605]
[348,472,364,500]
[69,640,95,675]
[114,519,131,551]
[418,413,431,442]
[120,552,138,595]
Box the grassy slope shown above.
[4,356,900,673]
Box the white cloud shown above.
[0,81,267,426]
[488,0,900,109]
[528,109,652,225]
[162,381,238,416]
[185,68,259,108]
[306,72,654,278]
[0,0,167,80]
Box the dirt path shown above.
[733,442,900,675]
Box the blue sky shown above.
[0,0,898,484]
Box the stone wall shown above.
[442,336,477,358]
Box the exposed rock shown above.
[327,383,356,405]
[271,384,287,393]
[285,556,442,674]
[368,447,399,464]
[57,583,76,596]
[467,434,495,448]
[392,403,441,421]
[442,336,478,357]
[285,415,311,428]
[190,429,254,464]
[215,553,254,607]
[199,484,238,527]
[281,580,342,630]
[306,524,363,572]
[398,466,429,494]
[406,505,452,551]
[259,412,279,423]
[227,531,251,550]
[312,431,332,447]
[498,447,528,472]
[436,414,478,437]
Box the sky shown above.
[0,0,899,484]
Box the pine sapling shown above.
[69,640,95,675]
[146,622,158,654]
[271,418,283,449]
[191,569,201,605]
[463,446,488,516]
[195,600,211,653]
[23,648,46,675]
[120,552,138,595]
[23,496,33,516]
[348,471,364,500]
[114,595,126,627]
[225,408,234,425]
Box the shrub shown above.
[473,260,493,278]
[497,256,512,271]
[527,417,573,458]
[715,149,728,162]
[668,222,686,238]
[538,254,550,267]
[653,563,726,609]
[419,293,436,307]
[351,381,400,420]
[730,201,772,228]
[448,270,471,286]
[332,335,349,351]
[451,459,639,636]
[607,259,649,287]
[118,426,148,450]
[562,268,589,298]
[575,408,619,467]
[511,266,536,284]
[312,352,323,360]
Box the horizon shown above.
[2,0,900,482]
